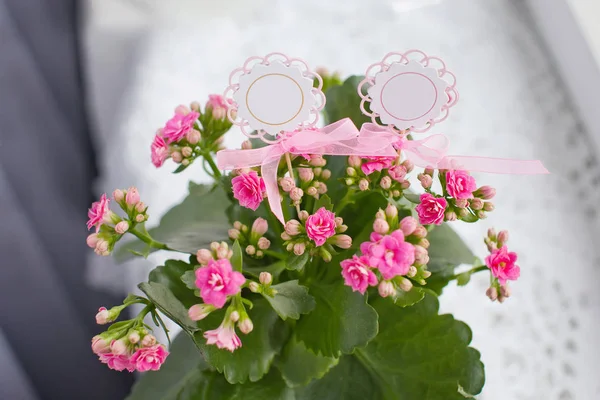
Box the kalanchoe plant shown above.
[86,77,524,400]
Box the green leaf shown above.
[193,298,290,384]
[403,192,421,204]
[277,336,338,387]
[313,194,333,212]
[456,272,472,286]
[286,252,310,271]
[323,75,370,127]
[262,280,315,320]
[393,287,425,307]
[181,270,197,291]
[231,240,243,272]
[297,294,485,400]
[127,333,294,400]
[116,183,230,261]
[149,260,197,307]
[295,281,378,357]
[138,282,198,333]
[427,223,474,265]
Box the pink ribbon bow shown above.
[360,123,549,174]
[217,118,398,224]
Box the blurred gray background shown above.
[1,0,600,399]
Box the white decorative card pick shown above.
[224,53,325,143]
[358,50,458,133]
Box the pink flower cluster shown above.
[232,171,266,211]
[486,245,520,285]
[87,194,110,232]
[92,334,169,372]
[162,109,200,144]
[195,258,245,308]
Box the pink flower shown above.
[99,353,134,372]
[361,156,395,175]
[130,344,169,372]
[232,171,266,211]
[87,194,110,232]
[367,230,415,279]
[305,207,337,246]
[151,134,169,167]
[162,110,200,144]
[485,246,520,285]
[446,170,477,200]
[204,321,242,352]
[341,255,378,294]
[415,193,447,225]
[195,259,245,308]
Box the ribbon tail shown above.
[437,156,549,174]
[261,158,285,225]
[217,146,273,170]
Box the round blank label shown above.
[380,72,437,121]
[246,74,304,126]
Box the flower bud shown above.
[241,140,253,150]
[281,232,292,241]
[248,281,260,293]
[94,240,110,256]
[229,311,240,322]
[91,335,110,354]
[256,250,264,258]
[135,202,146,213]
[110,339,128,356]
[113,189,125,202]
[485,238,497,252]
[421,270,432,279]
[313,168,323,176]
[380,176,392,190]
[332,234,352,249]
[424,166,435,176]
[309,155,326,167]
[483,202,495,212]
[228,229,240,240]
[474,186,496,200]
[245,245,256,255]
[293,243,306,256]
[240,224,249,233]
[197,249,213,265]
[486,286,498,301]
[114,221,129,234]
[445,210,457,222]
[346,167,357,177]
[385,204,398,219]
[373,219,390,234]
[470,198,484,210]
[320,247,332,262]
[419,238,430,249]
[279,177,295,192]
[455,198,468,208]
[497,230,509,245]
[358,179,369,191]
[418,174,433,189]
[175,104,191,115]
[257,237,271,250]
[321,169,331,180]
[181,146,193,158]
[171,151,183,163]
[216,242,229,259]
[190,101,201,112]
[128,331,141,344]
[317,182,328,195]
[259,272,272,285]
[397,277,413,292]
[299,210,309,221]
[95,307,110,324]
[125,187,140,205]
[407,266,418,278]
[500,284,511,298]
[338,224,348,233]
[348,155,362,168]
[251,217,268,236]
[414,245,428,264]
[298,168,314,182]
[400,217,418,236]
[86,233,99,249]
[141,334,156,347]
[345,178,355,186]
[378,281,396,298]
[307,186,318,197]
[290,187,304,201]
[477,211,487,219]
[375,209,386,220]
[412,225,427,238]
[239,318,254,334]
[402,159,414,172]
[285,220,301,236]
[400,181,410,190]
[487,228,497,240]
[186,129,201,144]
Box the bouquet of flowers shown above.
[86,55,543,399]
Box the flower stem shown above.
[285,153,301,215]
[128,229,170,251]
[448,265,488,281]
[262,249,287,260]
[202,151,222,180]
[334,189,355,214]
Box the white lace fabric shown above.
[84,0,600,398]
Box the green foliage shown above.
[295,281,378,357]
[116,183,230,261]
[393,286,426,307]
[231,240,243,272]
[277,336,339,387]
[138,282,198,333]
[285,252,310,271]
[322,75,370,127]
[262,280,315,320]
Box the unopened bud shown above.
[402,159,414,172]
[413,225,427,238]
[229,311,240,322]
[216,242,229,259]
[281,232,292,241]
[251,217,268,236]
[91,336,110,354]
[190,101,201,112]
[346,167,357,177]
[309,155,326,167]
[257,237,270,250]
[348,155,362,168]
[171,151,183,163]
[338,224,348,233]
[110,339,128,356]
[414,245,428,264]
[345,178,355,186]
[186,129,201,144]
[385,204,398,219]
[418,174,433,189]
[373,218,390,234]
[299,210,309,221]
[112,189,124,202]
[307,186,318,197]
[474,186,496,200]
[470,198,484,210]
[400,217,418,236]
[375,209,386,220]
[321,169,331,180]
[259,272,272,285]
[317,182,328,195]
[445,210,457,222]
[246,245,256,255]
[486,286,498,301]
[455,198,468,208]
[500,285,511,298]
[135,202,146,213]
[298,168,314,182]
[279,177,295,192]
[228,229,240,239]
[487,228,497,240]
[497,230,509,245]
[239,318,254,334]
[114,221,129,234]
[241,140,252,150]
[407,266,418,278]
[86,233,99,249]
[477,210,487,219]
[397,277,413,292]
[332,234,352,249]
[320,247,332,262]
[95,307,110,325]
[125,187,140,205]
[290,187,304,201]
[248,281,260,293]
[358,179,369,191]
[141,334,156,347]
[128,331,140,344]
[197,249,213,265]
[380,176,392,190]
[424,166,435,176]
[378,281,396,298]
[94,240,109,256]
[483,202,495,212]
[285,220,301,236]
[421,270,431,278]
[175,104,191,115]
[419,238,430,249]
[181,146,193,158]
[233,221,242,230]
[293,242,306,256]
